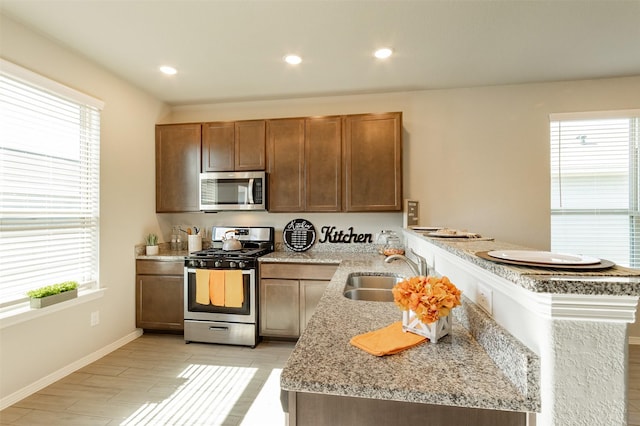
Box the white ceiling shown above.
[2,0,639,106]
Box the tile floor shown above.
[2,335,640,425]
[0,334,295,425]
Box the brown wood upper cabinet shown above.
[344,112,402,211]
[267,117,342,212]
[202,120,266,171]
[306,116,342,211]
[267,112,401,212]
[266,118,306,211]
[155,123,202,212]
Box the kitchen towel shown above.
[350,321,426,356]
[224,270,244,308]
[210,270,225,306]
[195,269,211,305]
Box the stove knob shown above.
[214,260,222,268]
[190,260,198,267]
[238,261,246,269]
[229,261,237,268]
[199,260,206,268]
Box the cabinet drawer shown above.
[136,259,184,275]
[260,263,338,280]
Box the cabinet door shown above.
[343,113,402,211]
[300,280,330,334]
[202,121,235,171]
[305,117,342,211]
[235,120,266,171]
[267,118,305,212]
[136,275,184,330]
[260,278,300,337]
[155,124,202,212]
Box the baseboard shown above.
[630,336,640,345]
[0,329,143,410]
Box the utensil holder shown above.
[188,235,202,253]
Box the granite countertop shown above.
[135,243,190,261]
[404,229,640,295]
[270,252,539,413]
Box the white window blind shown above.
[0,59,103,307]
[550,110,639,268]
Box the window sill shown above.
[0,288,106,330]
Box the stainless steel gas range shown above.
[183,226,274,347]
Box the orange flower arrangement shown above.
[392,275,462,324]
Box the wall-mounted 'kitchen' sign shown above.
[283,219,316,252]
[318,226,373,244]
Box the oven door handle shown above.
[209,326,229,331]
[186,268,254,275]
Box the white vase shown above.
[401,310,452,343]
[146,245,159,256]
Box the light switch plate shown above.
[476,284,493,316]
[90,311,100,326]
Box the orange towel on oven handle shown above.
[195,269,210,305]
[210,270,225,306]
[224,270,244,308]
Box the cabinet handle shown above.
[209,326,229,331]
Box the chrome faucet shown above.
[384,249,429,276]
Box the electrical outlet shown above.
[90,311,100,326]
[476,284,493,316]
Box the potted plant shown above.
[27,281,79,309]
[145,233,159,255]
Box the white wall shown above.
[0,14,170,404]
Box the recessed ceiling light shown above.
[374,48,393,59]
[284,55,302,65]
[159,65,177,75]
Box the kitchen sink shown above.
[343,288,395,302]
[342,273,404,302]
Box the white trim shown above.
[0,57,104,110]
[550,109,640,121]
[0,329,142,410]
[0,288,106,330]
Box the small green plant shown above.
[145,233,158,246]
[27,281,78,299]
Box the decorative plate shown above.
[283,219,316,252]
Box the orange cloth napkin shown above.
[224,270,244,308]
[195,269,211,305]
[210,270,225,306]
[350,321,426,356]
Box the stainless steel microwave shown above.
[199,171,266,211]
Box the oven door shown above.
[184,268,256,323]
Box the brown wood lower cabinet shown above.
[288,392,526,426]
[136,259,184,331]
[260,263,338,338]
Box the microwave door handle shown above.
[248,178,255,204]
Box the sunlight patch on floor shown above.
[121,364,257,425]
[241,368,284,426]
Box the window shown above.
[0,59,103,307]
[550,110,639,268]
